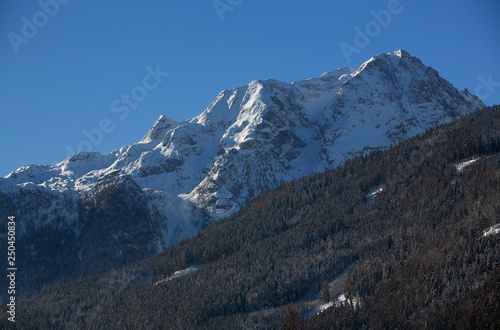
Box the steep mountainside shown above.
[0,50,484,297]
[7,106,500,329]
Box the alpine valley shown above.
[0,50,485,299]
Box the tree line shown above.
[2,105,499,329]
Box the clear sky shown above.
[1,0,499,177]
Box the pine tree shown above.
[322,281,331,302]
[279,304,304,330]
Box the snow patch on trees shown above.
[154,266,200,286]
[483,224,500,238]
[366,185,385,203]
[454,158,479,173]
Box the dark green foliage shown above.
[279,304,304,330]
[443,266,500,329]
[322,281,331,303]
[0,172,159,300]
[2,106,500,329]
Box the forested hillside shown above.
[3,106,500,329]
[1,51,484,301]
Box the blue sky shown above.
[1,0,499,176]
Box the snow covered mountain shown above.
[0,50,484,296]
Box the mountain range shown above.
[8,105,500,329]
[0,50,485,298]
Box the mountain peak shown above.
[141,114,178,143]
[156,114,174,123]
[375,49,411,59]
[0,51,485,296]
[392,49,411,58]
[357,49,413,72]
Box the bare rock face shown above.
[0,50,484,298]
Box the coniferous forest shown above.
[2,106,500,329]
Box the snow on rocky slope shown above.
[0,50,484,296]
